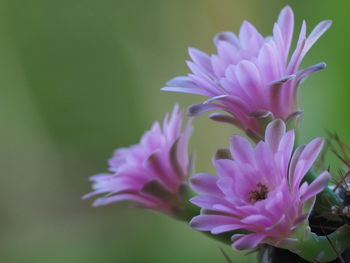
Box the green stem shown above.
[292,225,350,262]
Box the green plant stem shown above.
[291,225,350,262]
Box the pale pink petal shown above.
[187,102,227,117]
[301,171,331,202]
[190,173,221,195]
[294,62,326,85]
[241,214,272,226]
[230,135,255,163]
[235,60,263,102]
[276,5,294,57]
[232,233,267,250]
[239,21,264,50]
[189,215,239,231]
[292,137,324,188]
[161,86,205,96]
[214,31,240,48]
[165,76,198,89]
[288,144,305,185]
[277,130,295,174]
[188,47,213,74]
[190,195,230,210]
[287,20,307,74]
[258,42,280,83]
[304,20,332,54]
[211,224,243,234]
[265,119,286,152]
[92,193,155,207]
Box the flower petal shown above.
[230,135,255,163]
[190,173,221,195]
[214,31,240,48]
[211,224,243,234]
[292,137,324,188]
[232,233,267,250]
[295,62,326,85]
[190,195,229,210]
[305,20,332,53]
[189,215,239,231]
[265,119,286,152]
[187,102,226,117]
[288,144,305,185]
[92,193,154,207]
[301,171,331,203]
[241,214,272,226]
[188,47,213,74]
[276,5,294,56]
[236,60,263,103]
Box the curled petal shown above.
[209,113,243,128]
[214,148,233,160]
[295,62,326,85]
[286,111,303,130]
[268,74,296,88]
[187,102,225,117]
[214,31,240,48]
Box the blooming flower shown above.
[189,120,330,250]
[83,104,192,217]
[162,6,331,137]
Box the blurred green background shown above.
[1,0,349,262]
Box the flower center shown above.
[248,183,269,203]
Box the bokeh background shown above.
[1,0,349,262]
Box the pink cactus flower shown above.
[83,104,192,217]
[162,6,331,138]
[189,120,330,250]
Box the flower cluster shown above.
[162,6,331,138]
[83,104,192,217]
[85,6,350,263]
[189,120,330,250]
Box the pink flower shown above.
[83,104,192,217]
[162,6,331,137]
[189,120,330,250]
